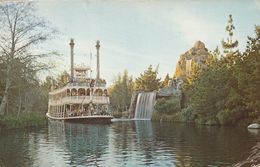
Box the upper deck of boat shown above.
[49,80,107,95]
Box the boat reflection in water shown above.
[1,120,260,166]
[47,120,110,166]
[46,120,157,166]
[46,120,260,167]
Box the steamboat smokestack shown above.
[96,40,100,80]
[70,38,75,82]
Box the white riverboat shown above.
[46,39,113,124]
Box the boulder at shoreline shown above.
[248,123,260,129]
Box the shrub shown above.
[174,106,195,122]
[216,109,245,125]
[112,112,122,118]
[154,97,181,114]
[0,112,46,129]
[151,111,176,122]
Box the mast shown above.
[90,52,92,79]
[95,40,100,80]
[70,38,75,82]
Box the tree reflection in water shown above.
[0,129,34,167]
[109,121,260,167]
[0,121,259,167]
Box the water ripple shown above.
[0,121,259,167]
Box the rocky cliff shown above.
[174,41,211,79]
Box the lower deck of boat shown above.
[46,113,113,124]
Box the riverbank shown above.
[151,111,260,127]
[112,111,130,118]
[0,112,47,131]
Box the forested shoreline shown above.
[0,2,55,129]
[109,15,260,126]
[0,2,259,129]
[152,24,260,126]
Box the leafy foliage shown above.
[181,25,260,125]
[0,2,56,117]
[135,65,161,91]
[236,26,260,113]
[0,112,46,129]
[162,74,170,88]
[221,14,239,53]
[109,70,134,112]
[154,97,181,114]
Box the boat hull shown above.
[46,113,113,124]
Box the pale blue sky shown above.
[36,0,260,85]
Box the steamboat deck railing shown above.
[48,96,110,105]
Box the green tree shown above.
[221,14,239,53]
[187,62,231,124]
[41,76,57,91]
[236,26,260,113]
[182,25,260,125]
[207,46,219,65]
[162,73,170,88]
[221,14,240,67]
[135,65,161,91]
[154,97,181,114]
[0,2,55,116]
[109,70,133,112]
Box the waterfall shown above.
[134,92,156,120]
[128,91,140,118]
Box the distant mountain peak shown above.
[174,41,211,79]
[193,40,205,49]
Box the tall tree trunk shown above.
[0,66,11,116]
[17,88,22,118]
[6,97,9,116]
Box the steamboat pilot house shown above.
[46,39,113,123]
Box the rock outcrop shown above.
[174,41,211,79]
[248,123,260,129]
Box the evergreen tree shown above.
[162,74,170,88]
[221,14,239,53]
[236,26,260,113]
[109,70,133,112]
[188,62,233,124]
[211,46,220,61]
[221,14,240,67]
[183,25,260,125]
[134,65,161,91]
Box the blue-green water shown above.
[0,121,259,167]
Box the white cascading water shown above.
[134,92,157,120]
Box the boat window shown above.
[71,88,77,96]
[67,89,70,96]
[104,89,108,96]
[78,88,85,96]
[86,89,90,96]
[94,89,103,96]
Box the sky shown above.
[35,0,260,85]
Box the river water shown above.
[0,120,259,167]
